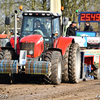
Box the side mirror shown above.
[5,17,10,25]
[62,17,69,25]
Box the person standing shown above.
[66,21,79,36]
[84,21,93,31]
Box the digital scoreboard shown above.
[79,12,100,22]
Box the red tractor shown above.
[0,11,81,85]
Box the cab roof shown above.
[23,11,61,17]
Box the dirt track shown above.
[0,79,100,100]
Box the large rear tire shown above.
[44,51,62,85]
[62,46,69,82]
[68,43,81,83]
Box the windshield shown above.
[21,16,51,37]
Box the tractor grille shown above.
[20,43,34,55]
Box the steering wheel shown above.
[33,29,44,36]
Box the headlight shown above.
[29,50,33,55]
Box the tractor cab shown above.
[20,11,61,51]
[21,11,61,37]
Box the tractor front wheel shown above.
[44,51,62,85]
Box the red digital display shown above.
[80,13,100,21]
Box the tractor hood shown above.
[20,34,44,58]
[20,34,43,44]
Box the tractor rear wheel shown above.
[62,46,69,82]
[44,51,62,85]
[68,43,81,83]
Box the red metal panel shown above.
[20,34,42,43]
[55,36,74,56]
[34,41,44,58]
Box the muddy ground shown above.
[0,76,100,100]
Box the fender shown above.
[54,36,75,56]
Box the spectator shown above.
[66,21,79,36]
[84,21,93,31]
